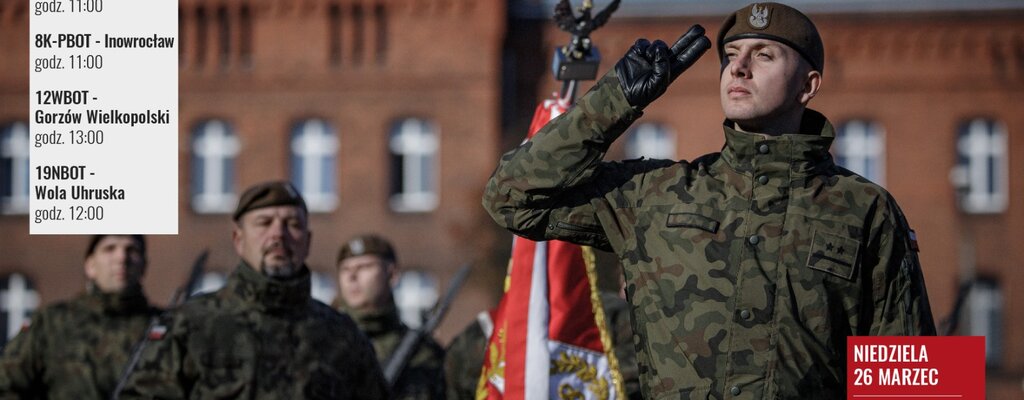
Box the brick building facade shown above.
[1,0,1022,395]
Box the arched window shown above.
[953,119,1008,214]
[835,120,886,186]
[1,122,30,215]
[290,119,339,212]
[191,120,240,213]
[393,270,438,329]
[625,122,676,160]
[0,273,39,345]
[389,118,438,212]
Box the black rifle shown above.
[382,264,471,387]
[940,280,974,336]
[110,249,208,400]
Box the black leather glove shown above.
[614,25,711,109]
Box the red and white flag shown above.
[478,95,625,400]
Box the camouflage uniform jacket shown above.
[0,287,158,399]
[483,70,936,399]
[348,304,445,400]
[120,262,387,399]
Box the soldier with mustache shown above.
[121,181,387,399]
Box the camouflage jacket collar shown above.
[350,303,406,337]
[720,109,836,177]
[224,261,312,314]
[81,284,151,315]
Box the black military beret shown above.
[85,234,146,258]
[717,2,824,74]
[337,234,396,265]
[232,181,307,221]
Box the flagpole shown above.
[478,2,625,399]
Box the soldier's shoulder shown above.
[830,164,886,191]
[827,165,894,205]
[41,294,95,319]
[309,298,348,322]
[171,291,229,321]
[420,335,446,358]
[309,300,368,336]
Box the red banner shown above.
[847,336,985,399]
[478,94,624,400]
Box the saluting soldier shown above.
[483,2,935,398]
[335,234,446,400]
[121,181,387,399]
[0,235,160,399]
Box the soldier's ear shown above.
[232,226,243,255]
[386,262,400,286]
[799,69,821,105]
[83,255,98,281]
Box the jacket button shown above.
[758,144,769,154]
[740,309,751,319]
[748,235,760,245]
[757,175,769,185]
[731,386,741,395]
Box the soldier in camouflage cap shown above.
[334,234,446,400]
[120,181,388,399]
[0,235,160,399]
[483,2,934,399]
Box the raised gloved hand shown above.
[614,25,711,109]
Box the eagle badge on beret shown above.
[749,3,770,29]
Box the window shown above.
[191,271,227,296]
[191,120,240,213]
[1,122,29,215]
[393,270,439,329]
[966,278,1003,366]
[953,119,1008,214]
[389,118,439,212]
[311,271,337,305]
[835,120,886,186]
[290,119,339,212]
[625,122,676,160]
[0,273,39,345]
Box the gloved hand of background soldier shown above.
[614,25,711,109]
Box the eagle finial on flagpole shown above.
[552,0,621,99]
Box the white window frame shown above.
[191,120,241,213]
[625,122,676,160]
[389,118,439,212]
[835,120,886,186]
[954,119,1008,214]
[393,270,439,329]
[0,273,39,342]
[290,119,339,212]
[1,122,30,215]
[311,271,337,305]
[967,278,1003,366]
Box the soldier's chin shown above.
[261,260,299,279]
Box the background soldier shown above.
[442,311,488,400]
[335,234,446,400]
[121,181,387,399]
[0,235,159,399]
[483,2,935,398]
